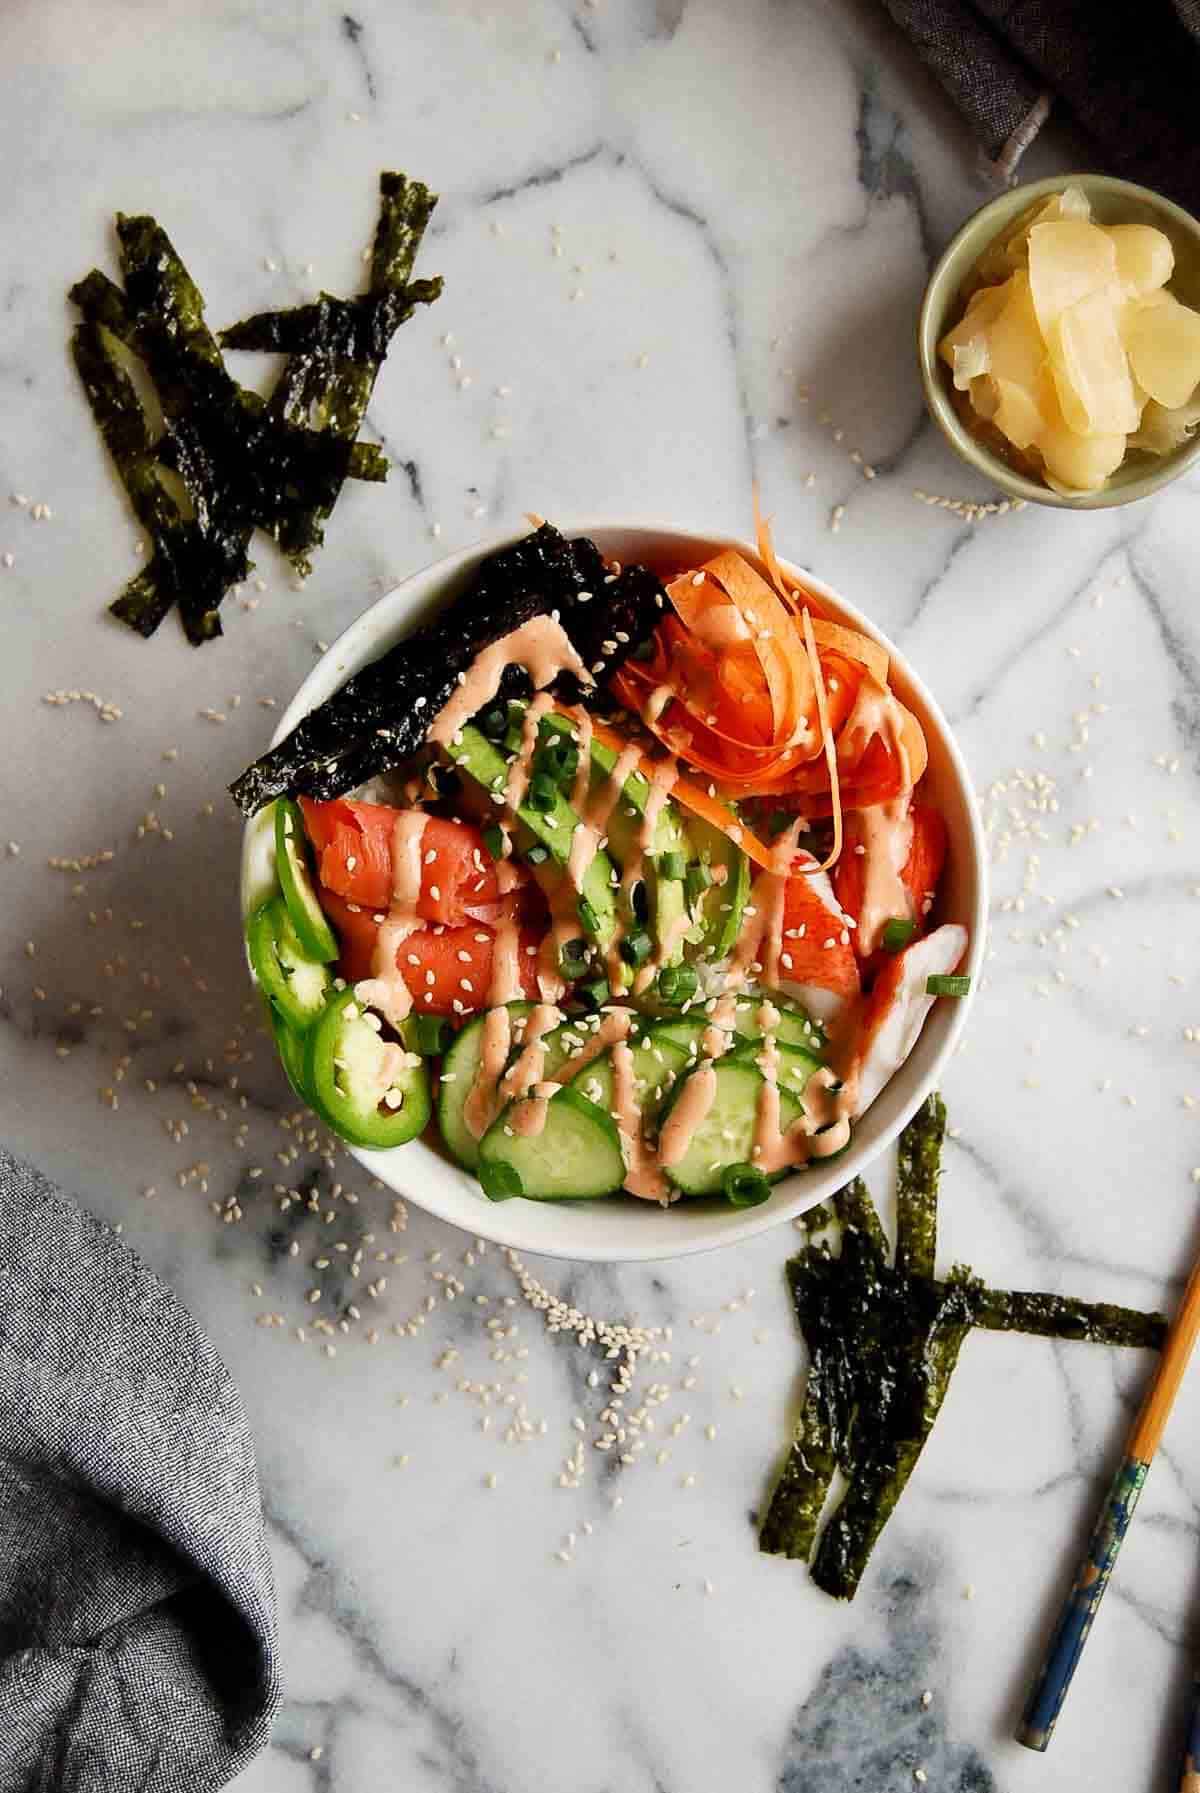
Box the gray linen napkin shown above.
[881,0,1200,210]
[0,1148,279,1792]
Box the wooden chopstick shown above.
[1017,1247,1200,1753]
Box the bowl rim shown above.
[917,171,1200,511]
[241,519,989,1261]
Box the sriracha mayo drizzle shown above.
[354,810,429,1029]
[498,1002,561,1107]
[610,1038,672,1201]
[486,858,526,1006]
[854,795,914,955]
[428,615,590,749]
[464,1005,514,1141]
[504,690,556,811]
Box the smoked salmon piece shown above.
[316,892,543,1015]
[299,801,517,925]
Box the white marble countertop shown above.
[4,2,1200,1788]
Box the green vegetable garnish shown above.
[481,823,507,862]
[722,1163,771,1208]
[577,896,602,936]
[926,974,971,997]
[528,773,558,814]
[558,938,590,981]
[480,706,509,743]
[881,917,916,952]
[411,1015,452,1056]
[537,738,578,783]
[657,963,698,1005]
[685,863,713,907]
[480,1161,523,1202]
[523,843,550,867]
[656,850,687,882]
[580,978,611,1009]
[620,930,652,968]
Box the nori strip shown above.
[759,1097,1167,1601]
[810,1269,978,1600]
[760,1243,843,1561]
[232,172,442,570]
[830,1175,888,1264]
[218,283,441,359]
[895,1090,944,1279]
[972,1288,1167,1351]
[71,172,439,641]
[227,524,668,816]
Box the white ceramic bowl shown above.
[242,522,987,1261]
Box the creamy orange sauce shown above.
[464,1005,514,1141]
[504,690,556,811]
[428,615,590,748]
[511,1080,562,1138]
[855,795,915,955]
[658,1059,716,1167]
[354,810,429,1028]
[498,1002,561,1106]
[611,1038,672,1202]
[487,858,526,1007]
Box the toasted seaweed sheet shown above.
[759,1095,1167,1600]
[228,522,667,816]
[70,173,440,642]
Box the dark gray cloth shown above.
[881,0,1200,214]
[0,1148,279,1792]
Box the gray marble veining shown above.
[2,2,1200,1788]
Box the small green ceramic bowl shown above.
[918,173,1200,510]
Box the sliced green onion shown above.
[411,1015,451,1056]
[580,977,610,1009]
[479,705,509,743]
[657,850,687,881]
[537,739,578,783]
[620,929,652,968]
[558,937,590,981]
[657,963,698,1005]
[577,895,601,935]
[481,823,507,862]
[882,917,916,953]
[523,843,550,867]
[722,1163,771,1208]
[926,974,971,998]
[480,1160,523,1202]
[527,773,558,814]
[685,863,712,907]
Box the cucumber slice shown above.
[274,799,338,962]
[479,1085,625,1199]
[663,1059,805,1197]
[436,1001,534,1171]
[730,994,826,1054]
[267,1000,312,1102]
[729,1037,822,1100]
[569,1034,689,1125]
[305,987,431,1149]
[649,999,824,1058]
[246,897,332,1030]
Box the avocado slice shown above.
[538,712,689,971]
[442,723,617,947]
[681,813,750,962]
